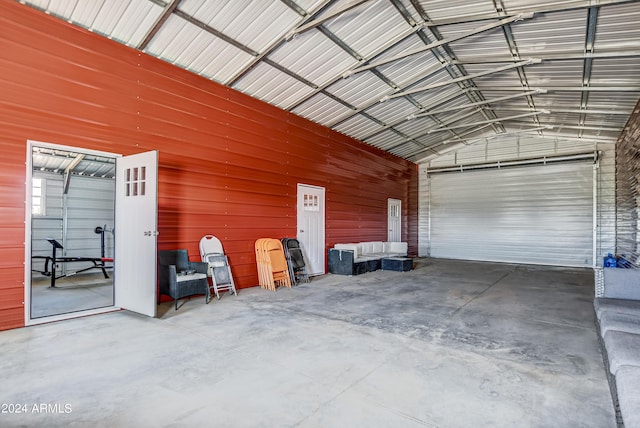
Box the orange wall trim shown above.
[0,0,417,330]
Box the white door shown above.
[388,198,401,242]
[115,151,158,316]
[297,184,325,275]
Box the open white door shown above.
[297,184,325,276]
[388,198,401,242]
[115,151,158,317]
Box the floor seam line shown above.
[449,269,515,317]
[291,359,386,427]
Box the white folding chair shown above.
[199,235,237,300]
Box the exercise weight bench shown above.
[33,239,113,288]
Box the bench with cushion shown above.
[594,267,640,428]
[328,241,408,275]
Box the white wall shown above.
[31,172,115,276]
[418,136,615,267]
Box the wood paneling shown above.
[0,0,417,330]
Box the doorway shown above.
[26,142,117,322]
[297,184,325,276]
[388,198,401,242]
[25,141,159,324]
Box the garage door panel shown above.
[429,162,593,267]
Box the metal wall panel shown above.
[615,99,640,266]
[0,1,417,330]
[31,173,64,276]
[597,143,616,266]
[428,162,595,267]
[418,164,430,256]
[456,143,488,164]
[64,176,115,263]
[31,174,115,276]
[419,136,616,266]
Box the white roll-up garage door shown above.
[428,161,594,267]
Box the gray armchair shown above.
[158,249,209,310]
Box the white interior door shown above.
[388,198,401,242]
[115,151,158,316]
[297,184,325,275]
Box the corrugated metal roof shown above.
[291,92,354,124]
[438,21,515,61]
[366,97,417,127]
[323,0,409,59]
[18,0,640,163]
[326,70,390,109]
[180,0,299,53]
[32,147,116,179]
[416,0,497,21]
[333,114,384,141]
[233,61,317,109]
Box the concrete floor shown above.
[1,258,614,427]
[31,274,113,318]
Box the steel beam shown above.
[383,59,541,101]
[344,13,534,78]
[285,0,371,40]
[427,111,550,133]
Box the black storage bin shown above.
[381,257,413,272]
[328,249,367,275]
[365,259,381,272]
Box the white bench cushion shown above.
[384,241,408,255]
[616,365,640,428]
[334,244,360,257]
[176,273,207,283]
[599,311,640,336]
[603,330,640,375]
[594,298,640,321]
[332,241,408,262]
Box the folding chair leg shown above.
[210,280,220,300]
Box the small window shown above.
[303,193,319,212]
[32,178,45,216]
[125,166,146,197]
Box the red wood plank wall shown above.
[0,0,417,331]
